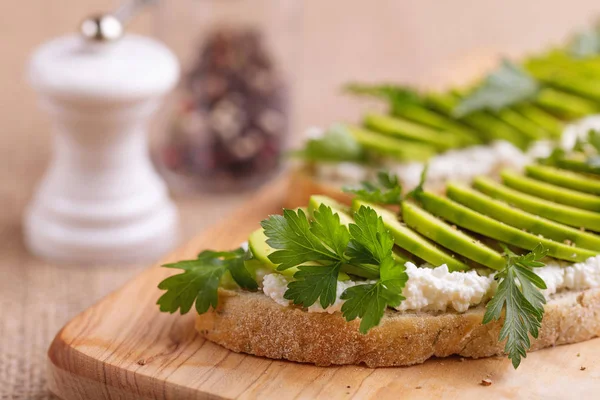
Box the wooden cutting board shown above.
[47,178,600,400]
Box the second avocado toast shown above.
[157,148,600,369]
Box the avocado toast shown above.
[157,160,600,368]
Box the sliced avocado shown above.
[551,158,600,176]
[417,191,598,263]
[402,202,505,270]
[345,125,438,161]
[474,176,600,232]
[447,183,600,251]
[526,165,600,195]
[307,195,354,225]
[248,228,296,277]
[501,170,600,212]
[363,113,460,150]
[494,108,549,140]
[534,88,599,119]
[352,199,468,271]
[391,103,481,146]
[512,104,563,138]
[424,93,527,148]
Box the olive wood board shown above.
[47,177,600,400]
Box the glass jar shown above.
[154,0,301,192]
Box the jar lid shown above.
[29,34,179,103]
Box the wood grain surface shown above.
[47,177,600,400]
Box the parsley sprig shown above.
[262,204,407,332]
[483,244,548,369]
[343,171,403,205]
[453,60,540,117]
[157,248,258,314]
[343,167,428,206]
[293,124,365,163]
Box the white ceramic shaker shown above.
[24,17,180,264]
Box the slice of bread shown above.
[196,288,600,367]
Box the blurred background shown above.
[2,0,600,397]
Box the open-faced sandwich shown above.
[157,132,600,369]
[291,33,600,204]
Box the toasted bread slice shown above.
[196,288,600,367]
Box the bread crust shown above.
[196,288,600,367]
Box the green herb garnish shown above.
[453,60,540,117]
[343,171,403,205]
[262,204,407,332]
[483,244,548,369]
[292,124,365,163]
[157,248,258,314]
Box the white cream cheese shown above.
[394,263,495,312]
[561,115,600,151]
[312,139,529,189]
[261,256,600,313]
[389,141,529,189]
[536,256,600,298]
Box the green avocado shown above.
[352,199,469,271]
[447,183,600,251]
[424,93,527,148]
[248,228,297,277]
[534,88,599,119]
[501,169,600,212]
[363,113,460,150]
[417,191,598,263]
[402,202,505,270]
[525,165,600,195]
[512,104,563,138]
[345,125,438,161]
[390,103,481,146]
[547,157,600,176]
[494,107,550,141]
[307,195,354,225]
[474,176,600,232]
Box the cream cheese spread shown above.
[312,139,529,189]
[261,256,600,314]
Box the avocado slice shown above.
[402,202,505,270]
[474,176,600,232]
[551,158,600,176]
[417,191,598,263]
[447,183,600,251]
[248,228,297,277]
[363,113,460,150]
[501,170,600,212]
[345,125,438,161]
[512,104,563,138]
[424,93,527,148]
[526,165,600,195]
[307,195,354,225]
[534,88,599,119]
[390,103,481,146]
[352,199,468,271]
[494,108,550,141]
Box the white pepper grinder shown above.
[24,1,180,264]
